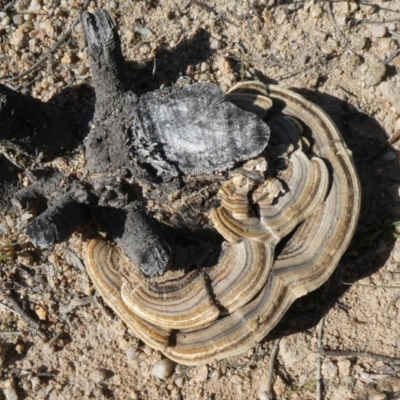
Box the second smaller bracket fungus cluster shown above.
[83,80,361,365]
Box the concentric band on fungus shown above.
[83,82,361,365]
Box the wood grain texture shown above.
[83,82,361,365]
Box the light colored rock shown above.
[134,24,155,40]
[174,377,184,387]
[366,389,387,400]
[258,391,268,400]
[352,36,367,51]
[180,15,189,28]
[90,369,109,383]
[15,343,25,354]
[126,348,140,363]
[1,378,18,400]
[322,360,338,379]
[279,336,310,368]
[210,38,221,50]
[195,365,208,381]
[310,5,322,18]
[151,359,175,380]
[370,25,388,38]
[338,359,352,376]
[10,28,28,48]
[380,82,400,113]
[230,374,242,384]
[30,376,41,391]
[273,375,287,396]
[27,0,42,13]
[12,15,24,26]
[364,63,386,87]
[210,369,220,380]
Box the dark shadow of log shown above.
[0,83,77,160]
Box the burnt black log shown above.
[13,169,63,213]
[25,188,90,248]
[99,203,173,278]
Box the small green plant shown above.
[0,238,19,262]
[286,380,317,398]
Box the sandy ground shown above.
[1,0,400,399]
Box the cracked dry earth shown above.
[2,1,400,399]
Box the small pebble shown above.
[352,36,367,51]
[10,29,28,48]
[210,38,221,50]
[151,359,175,380]
[15,343,25,354]
[322,360,338,379]
[338,359,352,376]
[90,369,109,383]
[30,376,41,391]
[180,15,189,28]
[134,24,155,40]
[310,5,322,18]
[2,379,18,400]
[123,30,134,44]
[28,0,42,13]
[12,15,24,26]
[210,369,220,380]
[370,25,388,38]
[230,374,242,384]
[35,305,48,320]
[273,375,287,395]
[174,377,184,387]
[258,392,268,400]
[364,63,386,87]
[126,348,140,363]
[195,365,208,381]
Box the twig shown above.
[360,19,400,25]
[316,317,325,400]
[386,292,400,317]
[265,338,281,400]
[358,2,400,14]
[343,282,400,290]
[326,1,358,57]
[383,49,400,65]
[0,289,41,331]
[63,248,86,273]
[0,0,17,12]
[274,65,311,81]
[0,331,23,336]
[1,0,90,82]
[320,348,400,365]
[59,296,94,314]
[388,130,400,146]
